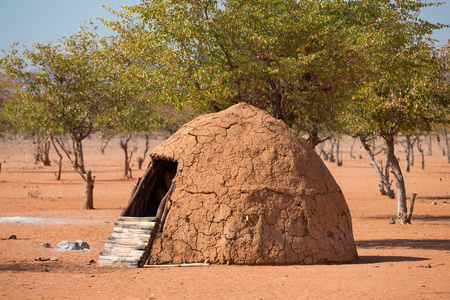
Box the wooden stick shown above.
[143,263,210,268]
[121,161,154,216]
[159,195,172,232]
[139,174,178,267]
[406,193,417,224]
[118,216,157,222]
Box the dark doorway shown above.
[122,160,178,217]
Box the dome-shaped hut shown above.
[101,103,358,267]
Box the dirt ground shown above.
[0,135,448,299]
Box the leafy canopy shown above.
[0,24,148,138]
[342,0,449,137]
[105,0,366,139]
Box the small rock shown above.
[431,201,437,205]
[68,241,81,250]
[42,242,52,248]
[50,256,59,261]
[389,218,395,224]
[76,240,90,250]
[88,259,96,264]
[57,240,89,250]
[8,235,17,240]
[57,241,70,250]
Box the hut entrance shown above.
[122,160,178,218]
[98,160,178,267]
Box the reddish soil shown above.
[0,135,449,299]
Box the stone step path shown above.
[98,216,156,268]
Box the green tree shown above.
[1,24,141,209]
[101,104,165,179]
[1,73,53,166]
[344,0,449,224]
[105,0,364,147]
[107,0,450,224]
[0,74,17,136]
[98,36,168,179]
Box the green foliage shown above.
[105,0,449,142]
[105,0,365,138]
[0,23,156,140]
[343,0,449,137]
[0,74,18,134]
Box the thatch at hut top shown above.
[122,103,358,265]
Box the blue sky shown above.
[0,0,449,51]
[0,0,136,50]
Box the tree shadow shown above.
[356,239,450,251]
[412,215,450,221]
[0,261,63,272]
[420,196,450,200]
[356,255,429,264]
[0,261,99,273]
[364,215,449,222]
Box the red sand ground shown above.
[0,135,449,299]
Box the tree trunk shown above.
[100,138,109,155]
[437,135,446,156]
[420,149,425,170]
[427,136,432,156]
[120,134,133,179]
[55,157,62,180]
[445,130,450,164]
[306,127,331,150]
[72,137,86,174]
[384,149,393,198]
[59,134,94,210]
[384,134,408,224]
[336,138,342,166]
[404,135,411,172]
[349,138,356,159]
[328,138,336,163]
[50,132,63,180]
[405,193,417,224]
[318,142,327,160]
[138,133,150,170]
[83,170,95,210]
[33,137,41,164]
[417,138,425,170]
[121,143,130,179]
[360,136,394,198]
[307,128,320,149]
[39,138,51,166]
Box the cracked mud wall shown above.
[147,103,358,265]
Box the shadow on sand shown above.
[356,255,429,264]
[356,238,450,251]
[364,214,449,222]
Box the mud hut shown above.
[100,103,358,267]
